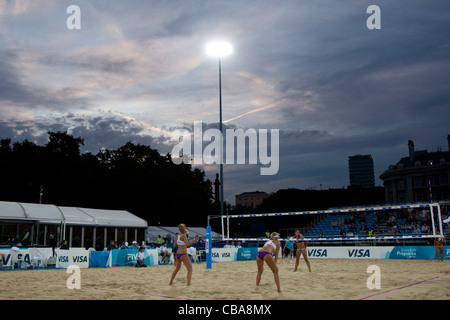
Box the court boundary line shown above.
[56,283,195,300]
[358,273,449,300]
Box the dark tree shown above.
[0,132,214,226]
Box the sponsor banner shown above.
[236,247,258,261]
[0,247,53,268]
[90,251,112,267]
[211,248,238,262]
[55,248,90,268]
[305,246,450,260]
[111,248,158,267]
[387,246,450,260]
[305,247,389,259]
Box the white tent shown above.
[58,206,96,226]
[0,201,65,223]
[76,207,147,228]
[0,201,147,228]
[0,201,148,249]
[0,201,31,221]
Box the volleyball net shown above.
[209,201,450,245]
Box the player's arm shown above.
[184,234,198,247]
[275,243,280,264]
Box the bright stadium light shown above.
[205,41,233,57]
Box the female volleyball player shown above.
[256,232,281,293]
[433,234,445,262]
[293,229,311,272]
[169,224,198,286]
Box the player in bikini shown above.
[169,224,198,286]
[433,233,445,262]
[256,232,281,293]
[293,229,311,272]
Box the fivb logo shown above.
[170,121,279,175]
[127,253,138,261]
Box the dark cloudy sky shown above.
[1,0,449,204]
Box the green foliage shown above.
[0,132,213,226]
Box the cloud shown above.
[0,109,171,153]
[1,0,450,204]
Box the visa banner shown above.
[55,248,90,268]
[211,248,238,262]
[0,247,53,268]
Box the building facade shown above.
[235,191,270,209]
[348,155,375,188]
[379,135,450,204]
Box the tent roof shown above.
[0,201,147,228]
[0,201,64,223]
[20,202,65,223]
[0,202,27,220]
[76,207,148,228]
[58,206,96,225]
[146,226,223,240]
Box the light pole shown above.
[206,41,232,239]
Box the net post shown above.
[206,226,212,269]
[226,213,230,240]
[430,203,436,238]
[437,204,443,237]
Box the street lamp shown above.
[205,41,232,239]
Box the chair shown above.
[29,248,44,269]
[45,256,57,268]
[189,247,198,263]
[9,248,25,270]
[197,250,204,263]
[161,252,171,264]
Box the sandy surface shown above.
[1,259,449,300]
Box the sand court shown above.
[1,259,449,300]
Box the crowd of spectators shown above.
[309,205,450,238]
[377,207,449,236]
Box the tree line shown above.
[0,131,213,226]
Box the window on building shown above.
[413,177,423,187]
[397,192,406,202]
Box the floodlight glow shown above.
[205,41,233,57]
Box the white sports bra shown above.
[264,240,277,250]
[177,234,187,246]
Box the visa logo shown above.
[308,249,327,257]
[348,249,370,258]
[72,256,87,263]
